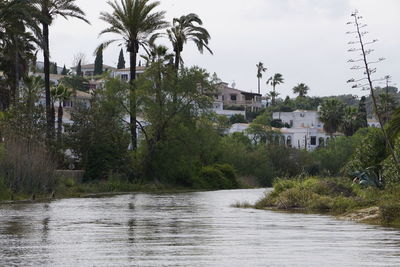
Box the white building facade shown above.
[273,110,339,151]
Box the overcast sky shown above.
[45,0,400,98]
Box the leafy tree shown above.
[167,13,212,70]
[99,0,168,150]
[117,48,125,69]
[229,114,247,124]
[293,83,310,98]
[344,128,386,175]
[266,73,284,106]
[319,99,345,137]
[135,61,219,183]
[94,44,103,75]
[256,62,267,94]
[67,79,130,180]
[36,0,89,140]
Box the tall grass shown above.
[0,138,56,195]
[255,177,400,227]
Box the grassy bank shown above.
[0,164,246,203]
[0,177,209,203]
[253,177,400,228]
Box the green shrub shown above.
[273,179,299,194]
[380,202,400,224]
[213,164,239,188]
[274,187,312,209]
[0,176,11,200]
[331,196,359,213]
[194,164,239,190]
[308,195,334,212]
[63,178,76,188]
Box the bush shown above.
[380,202,400,224]
[343,128,386,175]
[194,164,239,190]
[308,195,334,211]
[274,187,312,209]
[229,114,247,124]
[0,176,11,200]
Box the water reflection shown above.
[0,189,400,266]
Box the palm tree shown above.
[51,84,71,144]
[266,73,284,106]
[99,0,168,150]
[293,83,309,98]
[141,37,174,66]
[256,62,267,94]
[167,13,212,70]
[341,106,358,137]
[319,99,345,137]
[266,91,280,106]
[36,0,89,139]
[0,0,42,107]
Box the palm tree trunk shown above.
[43,23,53,140]
[57,102,63,145]
[272,85,276,106]
[13,35,19,105]
[129,49,137,150]
[174,50,180,70]
[258,78,260,94]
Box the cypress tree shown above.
[94,45,103,75]
[117,48,125,69]
[51,62,58,74]
[357,96,368,128]
[61,65,68,75]
[76,60,82,76]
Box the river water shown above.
[1,189,400,266]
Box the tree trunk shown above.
[43,23,53,140]
[174,50,180,70]
[57,102,63,145]
[258,77,260,94]
[13,35,19,105]
[129,49,137,150]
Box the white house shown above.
[368,118,381,128]
[273,110,323,128]
[273,110,340,151]
[212,101,246,118]
[112,66,146,81]
[71,64,116,77]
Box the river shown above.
[1,189,400,266]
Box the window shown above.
[121,74,129,81]
[230,94,237,101]
[290,120,293,127]
[311,136,317,146]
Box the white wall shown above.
[273,110,323,129]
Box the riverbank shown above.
[250,177,400,228]
[0,177,203,204]
[0,173,255,204]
